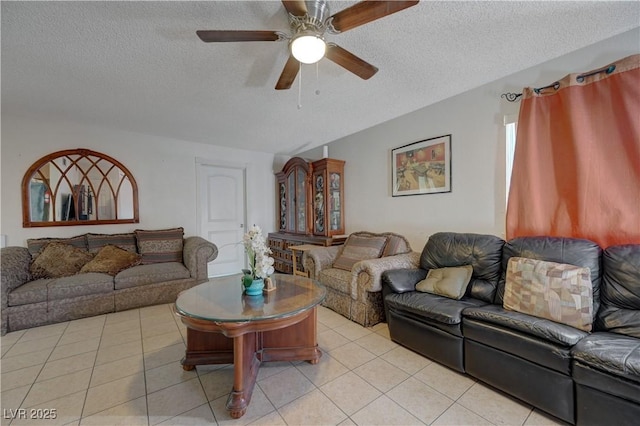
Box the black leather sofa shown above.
[382,232,640,425]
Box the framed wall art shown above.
[392,134,451,196]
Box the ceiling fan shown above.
[196,0,419,90]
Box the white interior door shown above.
[197,162,246,277]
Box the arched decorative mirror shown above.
[22,148,139,227]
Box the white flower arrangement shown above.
[242,225,275,280]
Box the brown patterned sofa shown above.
[1,228,218,335]
[303,231,419,327]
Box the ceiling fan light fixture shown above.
[290,34,326,64]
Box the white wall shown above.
[1,116,276,247]
[300,28,640,251]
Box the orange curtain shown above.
[506,54,640,248]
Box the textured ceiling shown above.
[2,1,639,155]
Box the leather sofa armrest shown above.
[382,267,428,294]
[303,245,341,280]
[352,252,421,296]
[1,247,32,335]
[183,237,218,280]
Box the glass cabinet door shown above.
[329,172,341,231]
[296,168,307,233]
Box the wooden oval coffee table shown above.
[174,273,326,419]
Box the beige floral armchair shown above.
[303,231,419,327]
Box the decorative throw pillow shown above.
[504,257,593,331]
[381,235,410,257]
[87,233,137,254]
[30,242,94,279]
[135,227,184,264]
[333,235,388,271]
[27,235,87,260]
[80,245,142,275]
[415,265,473,299]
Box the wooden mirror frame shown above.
[22,148,139,227]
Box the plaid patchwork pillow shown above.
[381,235,410,257]
[333,235,388,271]
[504,257,593,331]
[135,227,184,264]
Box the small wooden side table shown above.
[289,244,320,277]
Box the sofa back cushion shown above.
[333,234,388,271]
[87,233,137,254]
[27,234,87,260]
[135,227,184,264]
[596,244,640,337]
[497,236,602,319]
[420,232,505,303]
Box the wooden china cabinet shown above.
[269,157,346,274]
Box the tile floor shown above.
[1,304,568,425]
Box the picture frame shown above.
[392,134,452,196]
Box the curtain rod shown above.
[501,64,617,102]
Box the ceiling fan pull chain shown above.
[315,62,320,96]
[298,62,303,109]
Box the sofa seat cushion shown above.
[47,273,114,301]
[8,279,53,306]
[115,262,190,290]
[572,332,640,384]
[318,268,351,295]
[463,305,588,347]
[386,291,486,326]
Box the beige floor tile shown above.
[524,408,569,426]
[350,395,422,425]
[37,351,97,382]
[316,322,330,334]
[18,323,67,343]
[23,368,92,408]
[82,373,146,417]
[333,321,372,341]
[48,338,100,362]
[1,329,27,348]
[386,377,454,424]
[255,361,293,381]
[104,308,140,325]
[296,352,349,386]
[144,342,187,371]
[380,345,432,375]
[328,342,376,370]
[0,349,50,373]
[158,403,216,425]
[317,308,352,329]
[338,418,356,425]
[200,367,235,401]
[90,354,144,387]
[63,315,105,333]
[58,327,103,346]
[278,389,347,426]
[258,366,315,408]
[354,331,398,356]
[3,336,59,358]
[249,409,286,426]
[95,340,142,365]
[431,402,493,426]
[145,361,198,394]
[414,362,475,400]
[15,390,86,426]
[370,322,388,333]
[458,382,532,425]
[353,357,410,393]
[320,371,381,416]
[374,325,392,340]
[143,330,183,353]
[318,329,350,352]
[0,384,31,412]
[80,396,148,426]
[210,386,275,425]
[2,365,42,392]
[147,377,208,425]
[141,320,180,339]
[99,328,141,348]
